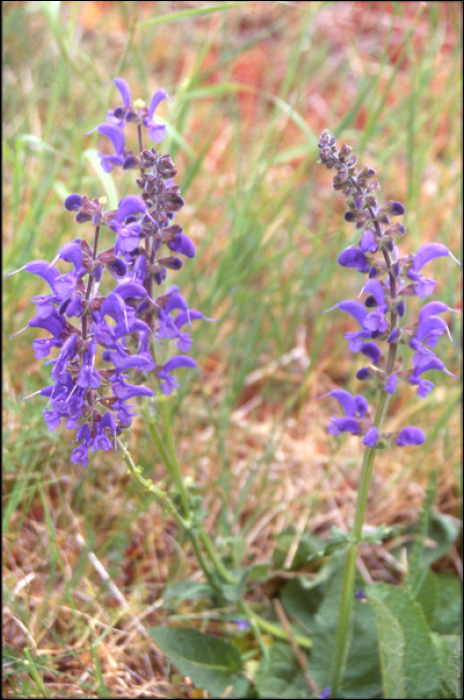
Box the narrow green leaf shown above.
[149,627,248,698]
[139,2,253,27]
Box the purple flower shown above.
[157,355,197,395]
[412,243,461,272]
[360,342,382,364]
[89,123,126,173]
[319,389,369,436]
[338,248,370,273]
[143,88,172,143]
[111,77,132,109]
[385,373,398,394]
[396,426,426,446]
[407,354,458,398]
[359,229,378,253]
[362,426,378,446]
[167,233,196,258]
[390,201,405,216]
[64,194,83,211]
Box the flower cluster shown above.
[9,78,209,466]
[318,129,461,447]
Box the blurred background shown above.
[3,1,462,697]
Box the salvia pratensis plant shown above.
[317,129,461,698]
[7,79,462,697]
[7,78,315,679]
[8,78,206,468]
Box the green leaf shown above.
[254,641,309,699]
[273,530,325,570]
[163,579,215,609]
[440,636,462,699]
[415,571,462,636]
[368,583,441,699]
[390,512,459,571]
[149,627,248,699]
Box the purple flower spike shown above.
[338,248,370,273]
[319,687,331,700]
[412,243,462,272]
[396,426,426,446]
[362,427,378,447]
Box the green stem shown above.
[198,528,239,586]
[238,599,311,650]
[118,438,191,531]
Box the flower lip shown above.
[396,426,426,446]
[413,242,462,272]
[111,77,131,108]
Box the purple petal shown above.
[328,416,361,435]
[338,301,368,327]
[418,301,458,323]
[96,123,125,157]
[359,230,378,253]
[113,282,148,300]
[362,279,386,308]
[114,195,147,223]
[168,233,196,258]
[148,123,167,143]
[390,201,405,216]
[163,355,197,373]
[406,270,436,298]
[64,194,82,211]
[354,394,369,417]
[338,248,370,273]
[361,342,382,365]
[396,426,426,446]
[385,373,398,394]
[112,77,131,108]
[318,389,356,416]
[147,88,170,119]
[415,316,451,343]
[412,355,458,379]
[362,427,378,447]
[23,261,61,289]
[412,243,451,272]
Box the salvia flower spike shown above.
[318,129,461,697]
[9,78,210,467]
[318,128,461,448]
